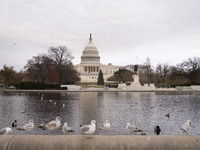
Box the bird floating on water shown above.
[165,113,170,118]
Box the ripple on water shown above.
[0,91,200,135]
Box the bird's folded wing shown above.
[81,125,90,132]
[23,123,33,129]
[48,121,57,127]
[0,128,6,135]
[128,125,136,130]
[66,127,74,132]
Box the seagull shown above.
[126,123,143,135]
[62,122,74,135]
[38,117,62,134]
[154,125,161,135]
[100,120,111,134]
[12,120,18,128]
[0,127,12,135]
[80,120,96,135]
[17,120,34,134]
[181,120,192,135]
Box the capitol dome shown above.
[81,34,100,64]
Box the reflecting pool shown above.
[0,91,200,135]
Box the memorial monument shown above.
[129,65,143,89]
[118,65,156,90]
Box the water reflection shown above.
[0,91,200,135]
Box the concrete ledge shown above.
[0,135,200,150]
[1,89,200,92]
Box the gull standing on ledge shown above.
[38,116,62,134]
[62,122,74,135]
[100,120,111,134]
[0,127,12,135]
[80,120,96,135]
[126,123,143,135]
[17,120,34,134]
[181,120,192,135]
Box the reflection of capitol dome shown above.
[81,34,100,64]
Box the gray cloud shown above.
[0,0,200,71]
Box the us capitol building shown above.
[75,34,145,83]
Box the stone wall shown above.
[1,135,200,150]
[191,85,200,91]
[60,85,81,90]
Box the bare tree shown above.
[156,63,170,87]
[24,54,53,83]
[168,66,189,85]
[181,57,200,72]
[48,46,75,84]
[144,57,153,85]
[24,46,79,85]
[0,65,16,88]
[114,69,133,83]
[178,57,200,84]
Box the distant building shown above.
[75,34,119,83]
[74,34,146,83]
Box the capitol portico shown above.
[75,34,119,83]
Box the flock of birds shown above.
[0,117,192,136]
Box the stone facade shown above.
[75,34,148,84]
[75,34,119,83]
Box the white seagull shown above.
[17,120,34,134]
[80,120,96,135]
[39,116,62,134]
[62,122,74,135]
[181,120,192,135]
[126,123,143,135]
[100,120,111,134]
[0,127,12,135]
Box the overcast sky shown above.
[1,0,200,71]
